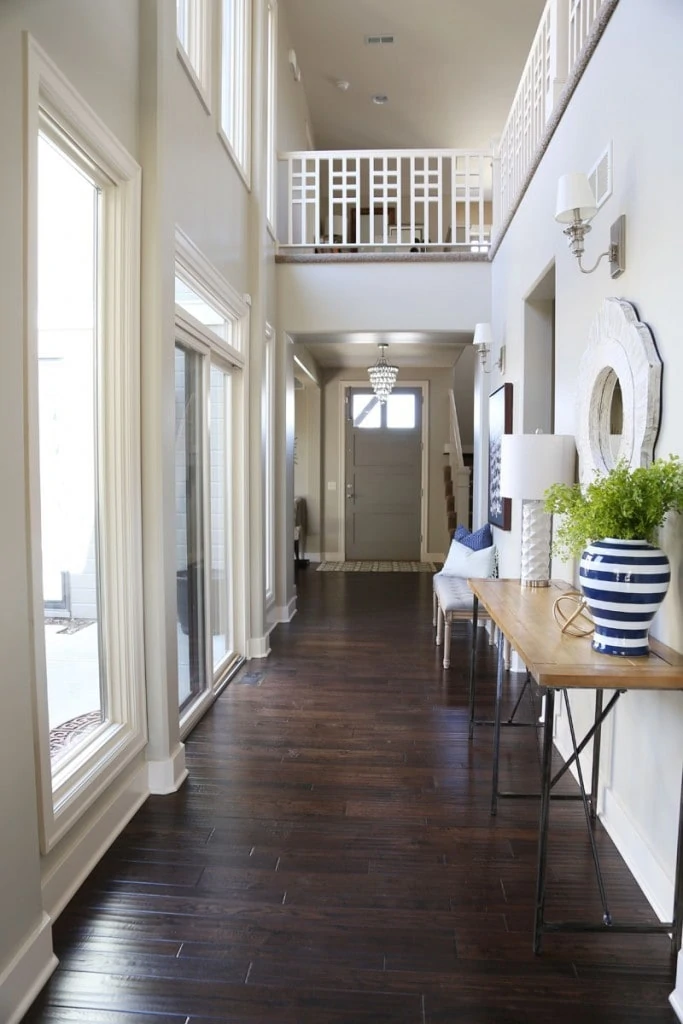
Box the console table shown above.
[467,577,683,954]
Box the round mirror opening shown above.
[605,373,623,467]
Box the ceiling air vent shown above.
[365,34,395,45]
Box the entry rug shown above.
[317,560,437,573]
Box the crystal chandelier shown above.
[367,344,399,403]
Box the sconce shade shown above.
[555,173,598,224]
[473,322,493,347]
[500,433,576,500]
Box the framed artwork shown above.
[488,383,513,530]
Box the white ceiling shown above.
[282,0,547,150]
[293,330,471,370]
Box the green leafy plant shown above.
[543,455,683,559]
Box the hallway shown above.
[26,569,676,1023]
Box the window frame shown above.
[265,0,278,235]
[176,0,213,114]
[174,231,249,739]
[263,323,276,606]
[25,35,145,853]
[218,0,253,187]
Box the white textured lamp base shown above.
[520,500,551,587]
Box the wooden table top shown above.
[468,578,683,690]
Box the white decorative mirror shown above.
[576,298,662,485]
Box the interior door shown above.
[345,388,422,559]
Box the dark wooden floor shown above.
[26,569,677,1023]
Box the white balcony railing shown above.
[279,150,493,251]
[278,0,609,254]
[497,0,608,226]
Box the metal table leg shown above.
[590,689,604,822]
[672,760,683,955]
[468,597,479,740]
[533,687,555,954]
[490,629,506,817]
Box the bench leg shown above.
[443,616,452,669]
[436,605,444,647]
[433,590,438,628]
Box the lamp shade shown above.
[500,433,575,501]
[473,322,493,347]
[555,173,597,224]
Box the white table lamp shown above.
[500,433,576,587]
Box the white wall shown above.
[489,0,683,921]
[321,368,452,559]
[278,261,491,335]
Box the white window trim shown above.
[265,0,278,235]
[25,35,145,853]
[218,0,252,188]
[175,226,249,366]
[177,0,213,115]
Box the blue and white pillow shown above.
[442,539,496,578]
[460,523,493,551]
[453,525,470,542]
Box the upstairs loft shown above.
[276,0,614,262]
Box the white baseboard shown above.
[0,912,57,1024]
[670,950,683,1021]
[247,635,270,659]
[273,596,297,623]
[304,551,321,562]
[599,787,673,923]
[41,759,148,921]
[324,552,344,563]
[148,742,188,795]
[425,552,445,562]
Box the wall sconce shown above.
[473,322,505,375]
[555,173,625,278]
[288,48,301,82]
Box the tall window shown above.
[27,38,144,850]
[38,129,104,762]
[174,229,247,725]
[175,345,207,710]
[176,0,212,110]
[265,0,277,230]
[263,326,275,603]
[210,364,234,668]
[220,0,252,180]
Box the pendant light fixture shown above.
[367,343,399,403]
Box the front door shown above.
[344,388,422,559]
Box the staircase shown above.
[444,390,472,539]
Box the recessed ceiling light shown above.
[372,94,389,105]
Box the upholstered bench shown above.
[432,573,484,669]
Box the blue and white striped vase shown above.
[579,538,670,657]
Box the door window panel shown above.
[175,345,207,708]
[386,393,417,429]
[38,131,105,764]
[352,393,381,429]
